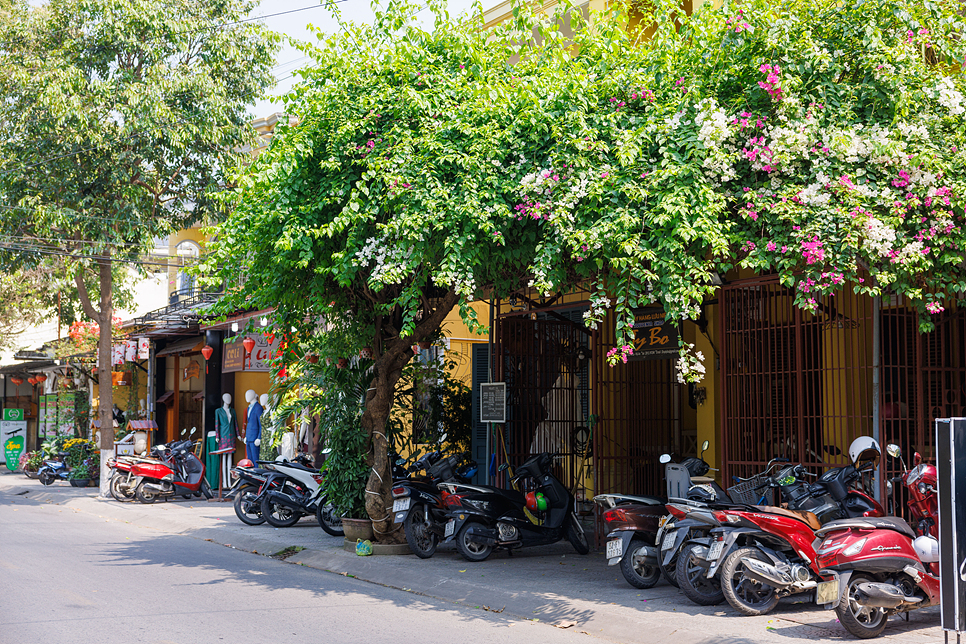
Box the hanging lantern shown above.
[242,337,256,354]
[10,376,23,386]
[27,376,37,385]
[35,374,47,383]
[201,345,214,374]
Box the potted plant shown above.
[69,463,91,487]
[19,451,42,479]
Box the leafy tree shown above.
[203,0,966,540]
[0,0,279,485]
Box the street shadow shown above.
[89,531,598,629]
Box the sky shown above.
[250,0,479,118]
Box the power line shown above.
[0,2,349,52]
[0,242,195,268]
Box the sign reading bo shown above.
[629,307,678,361]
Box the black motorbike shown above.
[228,459,277,525]
[440,452,589,562]
[391,450,478,558]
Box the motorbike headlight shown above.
[918,482,930,495]
[843,537,867,557]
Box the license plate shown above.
[708,540,724,561]
[816,579,839,605]
[606,538,623,560]
[392,498,410,513]
[444,519,455,537]
[661,529,677,551]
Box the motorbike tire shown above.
[316,501,345,537]
[720,547,781,616]
[135,481,159,504]
[835,573,889,639]
[456,521,493,562]
[109,475,135,502]
[620,538,662,589]
[233,485,266,526]
[260,494,301,528]
[404,503,438,559]
[38,469,55,486]
[675,542,725,606]
[201,479,213,500]
[567,513,590,555]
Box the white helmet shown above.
[849,436,881,465]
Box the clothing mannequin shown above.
[212,393,237,488]
[244,389,263,463]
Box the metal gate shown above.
[720,278,877,483]
[494,312,591,494]
[722,279,965,517]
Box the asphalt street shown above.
[0,496,592,644]
[0,472,946,644]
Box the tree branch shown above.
[73,267,101,321]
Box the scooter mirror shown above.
[913,452,922,466]
[439,433,448,444]
[659,454,672,464]
[498,463,510,472]
[886,444,902,459]
[321,448,332,455]
[700,440,709,455]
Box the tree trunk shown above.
[75,255,114,496]
[362,291,460,543]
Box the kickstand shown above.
[507,549,513,557]
[903,612,910,622]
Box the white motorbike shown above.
[258,453,344,536]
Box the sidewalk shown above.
[0,469,944,644]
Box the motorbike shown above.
[706,437,886,616]
[38,454,71,486]
[259,454,344,536]
[128,439,213,503]
[391,449,478,558]
[656,441,780,594]
[227,458,277,525]
[439,452,589,561]
[814,443,941,639]
[595,492,666,588]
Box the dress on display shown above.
[213,406,237,455]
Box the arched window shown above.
[173,240,200,301]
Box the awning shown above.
[156,391,175,406]
[156,337,204,357]
[126,420,159,431]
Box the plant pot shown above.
[337,358,348,369]
[87,478,99,487]
[359,347,373,359]
[341,517,373,542]
[305,353,319,364]
[417,341,432,350]
[69,478,90,487]
[23,469,38,479]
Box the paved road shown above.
[0,472,945,644]
[0,497,592,644]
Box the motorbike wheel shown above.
[233,485,266,526]
[620,538,662,589]
[260,495,301,528]
[720,547,781,616]
[38,469,55,486]
[659,537,682,588]
[135,481,159,504]
[675,542,725,605]
[456,521,493,562]
[836,573,889,639]
[201,479,213,500]
[404,503,438,559]
[567,514,590,555]
[109,475,135,502]
[316,501,345,537]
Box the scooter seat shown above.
[752,505,822,531]
[276,461,318,473]
[815,516,916,540]
[489,487,526,505]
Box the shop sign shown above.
[223,341,246,373]
[480,382,506,424]
[182,360,202,381]
[629,307,678,361]
[3,408,24,421]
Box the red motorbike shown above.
[128,439,213,503]
[814,444,940,639]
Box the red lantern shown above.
[35,374,47,383]
[27,376,37,385]
[242,337,256,355]
[10,376,23,386]
[201,344,214,374]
